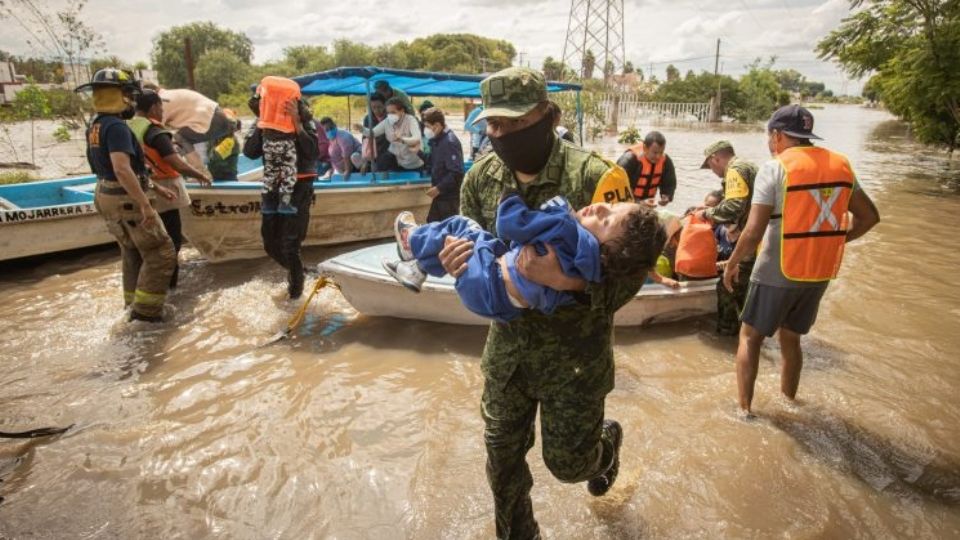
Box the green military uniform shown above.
[464,68,642,540]
[701,141,758,335]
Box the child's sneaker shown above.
[394,211,418,261]
[382,258,426,293]
[277,201,297,215]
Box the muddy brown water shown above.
[2,105,959,539]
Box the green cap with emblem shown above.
[700,139,734,169]
[473,67,547,124]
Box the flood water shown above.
[2,105,959,538]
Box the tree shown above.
[818,0,960,150]
[665,64,680,82]
[0,0,104,85]
[151,22,252,88]
[623,61,635,75]
[333,39,374,67]
[581,50,596,79]
[862,74,883,103]
[195,48,250,100]
[282,45,334,73]
[738,60,783,122]
[542,56,575,81]
[89,55,128,73]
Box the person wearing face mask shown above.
[318,117,361,181]
[420,107,464,221]
[76,68,178,323]
[367,97,423,171]
[722,104,880,415]
[437,67,640,539]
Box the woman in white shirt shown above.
[370,96,424,170]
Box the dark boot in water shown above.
[288,270,305,300]
[587,419,623,496]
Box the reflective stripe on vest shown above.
[628,143,664,200]
[778,146,854,281]
[128,116,180,180]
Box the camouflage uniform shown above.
[464,68,640,540]
[701,143,758,335]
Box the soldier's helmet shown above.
[473,67,547,124]
[74,67,142,97]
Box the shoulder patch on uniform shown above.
[724,168,750,199]
[592,163,633,204]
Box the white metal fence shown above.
[597,93,711,129]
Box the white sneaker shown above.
[394,211,418,261]
[382,258,426,293]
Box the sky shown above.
[0,0,862,94]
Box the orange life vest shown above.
[675,212,718,278]
[628,143,665,200]
[257,76,301,134]
[128,116,179,180]
[777,146,854,281]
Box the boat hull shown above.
[182,179,432,262]
[0,177,114,261]
[319,243,718,327]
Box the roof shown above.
[290,66,581,98]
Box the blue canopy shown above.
[291,66,581,98]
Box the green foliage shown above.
[0,170,35,185]
[283,45,334,73]
[89,55,130,73]
[52,123,71,143]
[738,61,783,122]
[818,0,960,149]
[151,21,253,88]
[10,85,51,120]
[195,48,251,101]
[665,64,680,82]
[542,57,575,81]
[653,71,746,120]
[617,127,641,144]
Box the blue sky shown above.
[0,0,862,94]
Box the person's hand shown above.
[154,184,177,201]
[661,277,680,289]
[195,171,213,187]
[517,243,582,290]
[723,260,740,292]
[716,260,728,271]
[139,203,160,228]
[643,198,658,208]
[659,194,672,206]
[426,186,439,199]
[439,236,473,277]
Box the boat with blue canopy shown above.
[182,66,583,262]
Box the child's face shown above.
[576,202,640,245]
[704,195,721,207]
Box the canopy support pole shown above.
[365,78,378,182]
[576,90,584,146]
[347,95,352,129]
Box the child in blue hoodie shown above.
[382,192,665,322]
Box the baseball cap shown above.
[473,67,547,124]
[767,104,822,140]
[700,139,734,169]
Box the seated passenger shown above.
[352,93,398,172]
[366,97,424,171]
[318,117,361,181]
[207,111,242,181]
[648,212,681,289]
[381,193,664,322]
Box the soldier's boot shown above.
[587,420,623,497]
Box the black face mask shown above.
[120,104,136,120]
[489,112,555,175]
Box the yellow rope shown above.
[285,276,340,335]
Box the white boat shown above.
[0,175,112,261]
[182,173,432,262]
[318,243,718,326]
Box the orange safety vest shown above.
[128,116,180,180]
[628,143,664,200]
[777,146,855,281]
[257,76,301,134]
[675,212,718,278]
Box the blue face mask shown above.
[326,129,337,140]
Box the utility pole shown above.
[517,51,526,68]
[710,38,721,122]
[184,37,196,91]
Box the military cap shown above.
[473,67,547,123]
[700,139,735,169]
